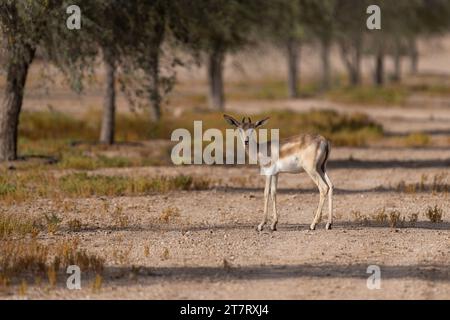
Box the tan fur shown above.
[223,114,334,231]
[279,134,325,159]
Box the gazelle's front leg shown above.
[257,175,271,231]
[306,169,329,230]
[270,174,278,231]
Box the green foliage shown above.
[18,108,383,149]
[259,110,384,146]
[327,86,409,105]
[58,173,199,197]
[0,169,211,203]
[172,0,262,54]
[403,132,430,147]
[0,183,16,196]
[19,110,151,142]
[19,111,97,141]
[58,155,131,170]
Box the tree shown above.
[262,0,306,98]
[0,0,91,161]
[119,0,178,122]
[408,0,450,74]
[173,0,261,110]
[335,0,369,86]
[97,3,123,144]
[384,1,421,82]
[366,1,405,86]
[300,0,338,91]
[365,0,450,85]
[100,51,116,144]
[82,1,134,144]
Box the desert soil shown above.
[1,37,450,300]
[2,137,450,300]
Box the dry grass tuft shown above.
[111,205,129,228]
[59,173,210,197]
[409,213,419,226]
[425,205,443,223]
[161,248,170,260]
[0,213,40,238]
[403,132,431,147]
[327,85,409,106]
[47,266,57,288]
[159,207,180,223]
[43,212,62,234]
[0,171,211,204]
[223,258,232,271]
[19,109,384,149]
[67,219,82,232]
[388,210,402,228]
[18,279,27,297]
[0,239,104,286]
[395,173,449,194]
[91,274,102,293]
[351,210,370,226]
[143,245,150,257]
[374,208,388,223]
[352,208,426,228]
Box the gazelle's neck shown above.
[246,138,275,167]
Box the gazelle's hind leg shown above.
[305,168,329,230]
[270,174,278,231]
[323,171,333,230]
[257,175,272,231]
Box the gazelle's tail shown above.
[320,140,330,173]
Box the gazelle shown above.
[223,114,334,231]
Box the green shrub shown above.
[327,86,409,105]
[403,132,430,147]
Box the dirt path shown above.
[2,146,449,299]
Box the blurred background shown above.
[0,0,449,168]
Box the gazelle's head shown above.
[223,114,270,147]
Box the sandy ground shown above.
[1,144,449,300]
[1,36,450,300]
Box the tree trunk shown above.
[409,38,418,75]
[207,47,225,110]
[351,46,362,86]
[320,38,331,91]
[148,48,161,122]
[286,39,300,98]
[339,37,362,86]
[374,48,385,87]
[0,45,35,161]
[392,40,402,82]
[393,53,401,82]
[100,55,116,144]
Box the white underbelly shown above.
[259,155,303,176]
[277,155,303,173]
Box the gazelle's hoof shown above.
[257,224,264,232]
[325,223,332,230]
[309,224,316,230]
[270,223,277,231]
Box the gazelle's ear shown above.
[255,117,270,128]
[223,114,240,127]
